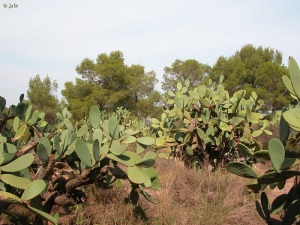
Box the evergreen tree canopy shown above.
[62,51,159,119]
[210,44,289,111]
[27,75,60,123]
[162,59,210,92]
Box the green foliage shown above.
[21,180,47,201]
[27,75,61,123]
[62,78,103,120]
[227,56,300,225]
[0,174,31,189]
[0,95,159,224]
[162,59,210,92]
[210,44,289,112]
[89,105,101,128]
[226,162,258,179]
[151,75,270,169]
[0,154,34,172]
[62,51,160,120]
[268,138,285,171]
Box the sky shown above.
[0,0,300,105]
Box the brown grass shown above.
[59,159,265,225]
[0,159,266,225]
[143,159,264,225]
[64,124,296,224]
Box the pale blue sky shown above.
[0,0,299,105]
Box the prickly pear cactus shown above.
[227,56,300,225]
[151,76,270,169]
[0,97,159,225]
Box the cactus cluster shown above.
[151,76,270,169]
[227,57,300,225]
[0,99,159,224]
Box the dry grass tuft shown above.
[61,186,145,225]
[141,159,265,225]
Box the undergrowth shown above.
[39,159,266,225]
[0,159,266,225]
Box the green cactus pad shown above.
[110,140,128,156]
[28,110,39,125]
[5,143,16,154]
[92,140,100,162]
[39,137,52,154]
[27,205,58,225]
[75,139,92,167]
[89,106,101,128]
[0,191,22,203]
[247,182,267,193]
[120,135,137,144]
[189,90,200,100]
[0,174,31,189]
[64,119,74,131]
[53,134,61,154]
[0,97,6,112]
[237,143,254,157]
[142,171,152,187]
[77,125,89,137]
[143,151,157,160]
[280,158,300,170]
[37,143,49,163]
[139,188,156,203]
[256,171,300,184]
[0,154,34,172]
[252,129,263,138]
[142,167,160,190]
[137,137,155,146]
[199,98,211,107]
[226,162,258,179]
[93,128,103,143]
[289,56,300,100]
[268,138,285,171]
[279,110,290,144]
[270,194,287,214]
[282,75,295,95]
[281,199,300,225]
[198,85,207,97]
[135,159,155,168]
[255,200,266,220]
[174,96,184,109]
[254,150,270,160]
[127,166,146,184]
[167,90,175,97]
[12,117,20,133]
[176,82,183,91]
[257,171,284,184]
[261,192,270,220]
[25,105,32,123]
[56,112,64,121]
[21,179,46,201]
[108,116,119,140]
[282,108,300,131]
[12,124,27,142]
[107,151,142,167]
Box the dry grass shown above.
[143,159,264,225]
[0,159,266,225]
[61,159,265,225]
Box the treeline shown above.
[27,44,289,122]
